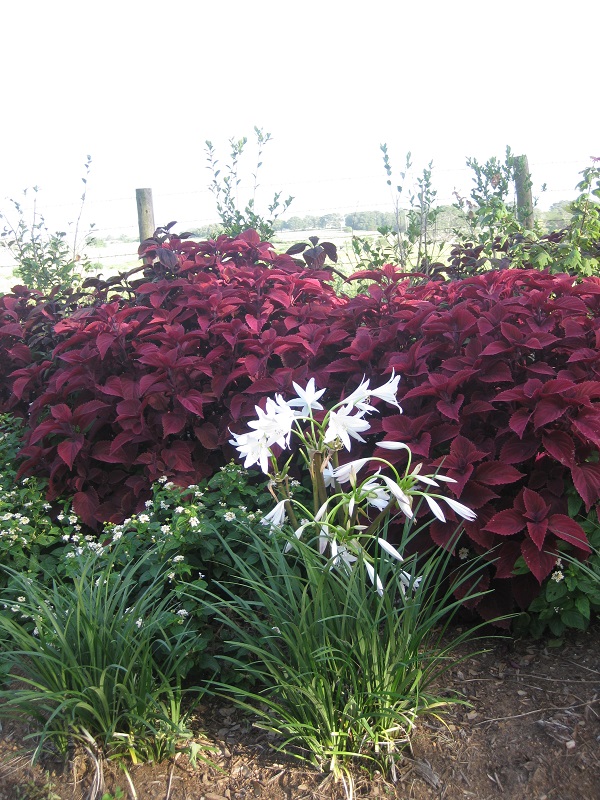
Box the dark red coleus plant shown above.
[3,230,600,622]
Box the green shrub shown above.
[205,127,293,240]
[0,158,95,293]
[520,514,600,640]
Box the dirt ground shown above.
[0,627,598,800]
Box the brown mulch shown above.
[0,628,599,800]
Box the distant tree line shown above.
[185,201,575,241]
[273,211,405,232]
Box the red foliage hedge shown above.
[2,229,600,618]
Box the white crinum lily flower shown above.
[330,538,358,572]
[324,405,371,451]
[323,461,336,489]
[342,376,373,410]
[377,474,414,518]
[378,538,422,594]
[377,441,411,452]
[364,561,384,597]
[377,537,404,563]
[283,519,314,553]
[260,499,288,532]
[331,458,370,484]
[369,370,402,410]
[248,395,296,448]
[423,494,447,522]
[360,476,391,512]
[229,430,271,475]
[442,496,477,521]
[288,378,326,416]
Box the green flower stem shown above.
[362,500,396,542]
[310,450,329,516]
[284,499,300,531]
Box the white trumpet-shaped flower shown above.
[229,430,271,475]
[377,537,405,563]
[360,477,391,512]
[331,458,370,484]
[364,561,384,597]
[324,405,371,451]
[377,474,414,518]
[342,376,373,410]
[330,539,358,572]
[423,494,447,522]
[369,371,402,410]
[288,378,326,416]
[442,496,478,521]
[377,440,411,452]
[248,395,296,448]
[260,499,288,531]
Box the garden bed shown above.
[1,629,598,800]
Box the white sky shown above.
[1,0,598,240]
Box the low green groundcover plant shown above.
[519,516,600,640]
[0,540,208,770]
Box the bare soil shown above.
[0,627,599,800]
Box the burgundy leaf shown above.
[473,463,524,486]
[494,540,523,579]
[571,409,600,448]
[526,519,549,550]
[572,462,600,509]
[194,422,220,449]
[533,398,567,429]
[484,509,525,536]
[521,538,557,583]
[72,489,101,529]
[57,436,84,470]
[285,242,308,255]
[548,514,591,552]
[500,437,540,464]
[542,431,576,467]
[177,390,206,417]
[162,413,187,437]
[509,407,532,439]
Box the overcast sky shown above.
[1,0,598,239]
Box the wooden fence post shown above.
[136,188,155,243]
[513,156,534,230]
